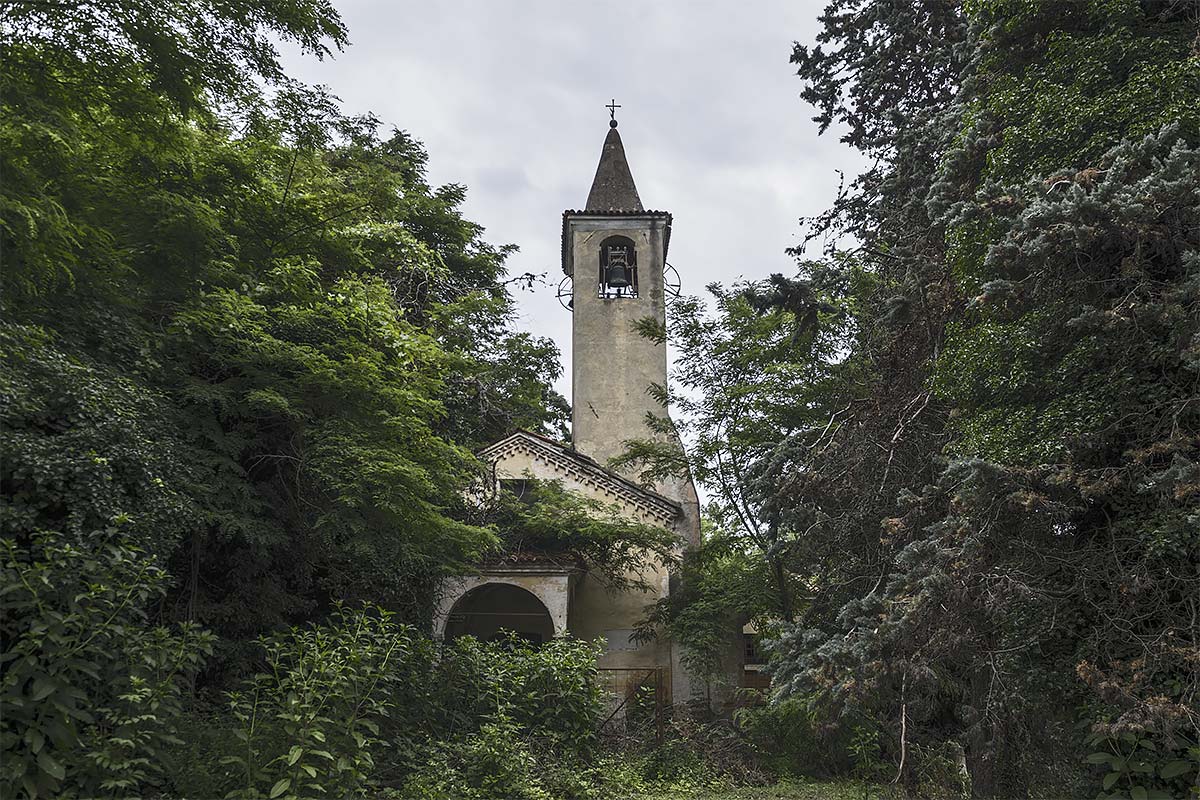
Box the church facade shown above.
[433,117,707,707]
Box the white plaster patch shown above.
[603,628,639,652]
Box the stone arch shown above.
[443,583,554,645]
[434,574,570,640]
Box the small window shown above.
[598,235,638,298]
[743,632,765,666]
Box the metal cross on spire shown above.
[606,98,621,126]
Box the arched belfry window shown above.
[598,235,638,298]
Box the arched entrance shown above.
[443,583,555,645]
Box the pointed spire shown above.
[585,121,644,212]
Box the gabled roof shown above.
[477,430,682,526]
[585,124,643,212]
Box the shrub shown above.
[2,580,609,799]
[735,697,870,779]
[195,610,605,798]
[0,528,213,799]
[502,635,604,755]
[220,605,411,800]
[399,717,555,800]
[387,634,605,795]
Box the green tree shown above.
[1,0,567,653]
[635,529,771,689]
[614,271,862,626]
[761,1,1199,794]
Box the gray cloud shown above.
[279,0,868,397]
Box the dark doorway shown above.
[443,583,555,645]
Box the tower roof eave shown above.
[560,210,672,276]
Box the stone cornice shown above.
[478,431,681,527]
[561,210,672,277]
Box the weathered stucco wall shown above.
[568,217,668,471]
[491,446,672,528]
[570,564,672,671]
[564,214,702,550]
[488,445,675,668]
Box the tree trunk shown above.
[770,556,794,622]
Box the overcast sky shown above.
[279,1,867,398]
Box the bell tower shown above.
[562,114,700,545]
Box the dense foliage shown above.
[1,528,214,798]
[622,0,1199,796]
[5,0,1198,797]
[4,594,607,799]
[1,0,565,645]
[0,0,578,795]
[170,607,605,800]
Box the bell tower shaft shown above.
[562,120,699,551]
[566,213,671,468]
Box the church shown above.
[433,114,747,711]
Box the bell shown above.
[606,265,630,288]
